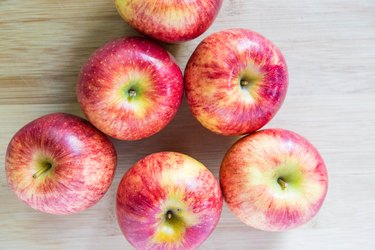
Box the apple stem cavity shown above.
[277,177,288,190]
[128,89,137,97]
[32,162,52,179]
[240,79,250,87]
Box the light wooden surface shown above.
[1,0,374,249]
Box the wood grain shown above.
[1,0,374,249]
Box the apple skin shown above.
[77,37,183,140]
[220,129,328,231]
[117,152,222,249]
[184,29,288,136]
[114,0,223,43]
[5,113,117,215]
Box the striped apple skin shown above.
[77,37,183,140]
[115,0,223,43]
[117,152,223,249]
[185,29,288,136]
[5,113,117,215]
[220,129,328,231]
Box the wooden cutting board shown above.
[0,0,374,249]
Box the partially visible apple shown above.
[115,0,223,43]
[220,129,328,231]
[117,152,222,249]
[5,113,117,215]
[185,29,288,136]
[77,37,183,140]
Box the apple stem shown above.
[166,210,173,220]
[128,89,137,97]
[240,80,249,87]
[277,177,288,190]
[32,162,52,179]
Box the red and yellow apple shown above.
[114,0,223,43]
[77,37,183,140]
[117,152,222,249]
[185,29,288,136]
[5,113,117,214]
[220,129,328,231]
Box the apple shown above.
[117,152,222,249]
[77,37,183,140]
[5,113,117,215]
[184,28,288,136]
[220,129,328,231]
[114,0,223,43]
